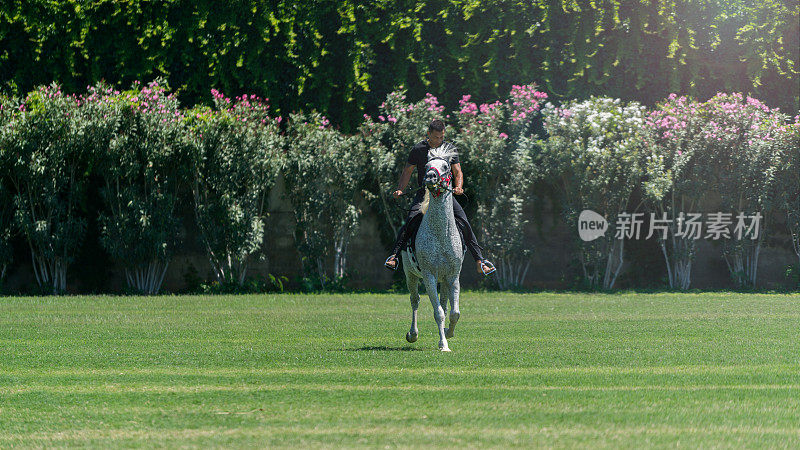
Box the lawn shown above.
[1,291,799,447]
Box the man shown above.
[384,119,496,276]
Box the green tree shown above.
[285,112,369,287]
[703,93,788,288]
[1,84,100,293]
[2,1,795,131]
[540,96,652,289]
[643,94,716,290]
[187,90,284,286]
[97,80,190,295]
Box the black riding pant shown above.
[391,192,484,261]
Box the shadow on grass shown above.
[337,345,423,352]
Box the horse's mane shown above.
[428,141,458,163]
[420,188,430,215]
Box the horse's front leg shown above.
[422,273,449,352]
[445,276,460,339]
[406,274,420,343]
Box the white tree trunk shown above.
[724,241,761,288]
[495,255,530,290]
[659,237,695,290]
[207,252,251,286]
[237,260,248,286]
[497,257,510,290]
[333,236,348,279]
[125,259,169,295]
[30,249,67,294]
[316,257,326,289]
[603,239,624,290]
[789,213,800,269]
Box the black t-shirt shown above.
[407,140,460,188]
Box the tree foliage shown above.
[702,93,790,287]
[0,84,102,293]
[1,0,796,132]
[540,97,652,289]
[644,94,717,289]
[187,89,284,286]
[453,84,547,289]
[285,112,369,288]
[97,80,190,295]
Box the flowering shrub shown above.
[360,89,449,239]
[508,84,549,132]
[453,84,547,289]
[186,89,284,286]
[454,94,507,193]
[0,84,105,293]
[702,93,789,287]
[541,97,652,289]
[0,79,795,293]
[644,94,713,289]
[776,117,800,270]
[0,94,18,280]
[95,80,191,294]
[286,112,368,288]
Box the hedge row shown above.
[0,80,797,294]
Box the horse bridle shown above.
[426,156,453,198]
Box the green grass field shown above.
[1,291,799,447]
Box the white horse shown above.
[401,143,464,352]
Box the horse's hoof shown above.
[445,327,454,339]
[406,332,418,343]
[440,347,451,352]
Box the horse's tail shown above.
[420,188,430,215]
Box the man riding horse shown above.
[384,119,496,276]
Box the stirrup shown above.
[384,255,398,271]
[479,259,496,276]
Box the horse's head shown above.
[424,156,451,199]
[424,142,457,199]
